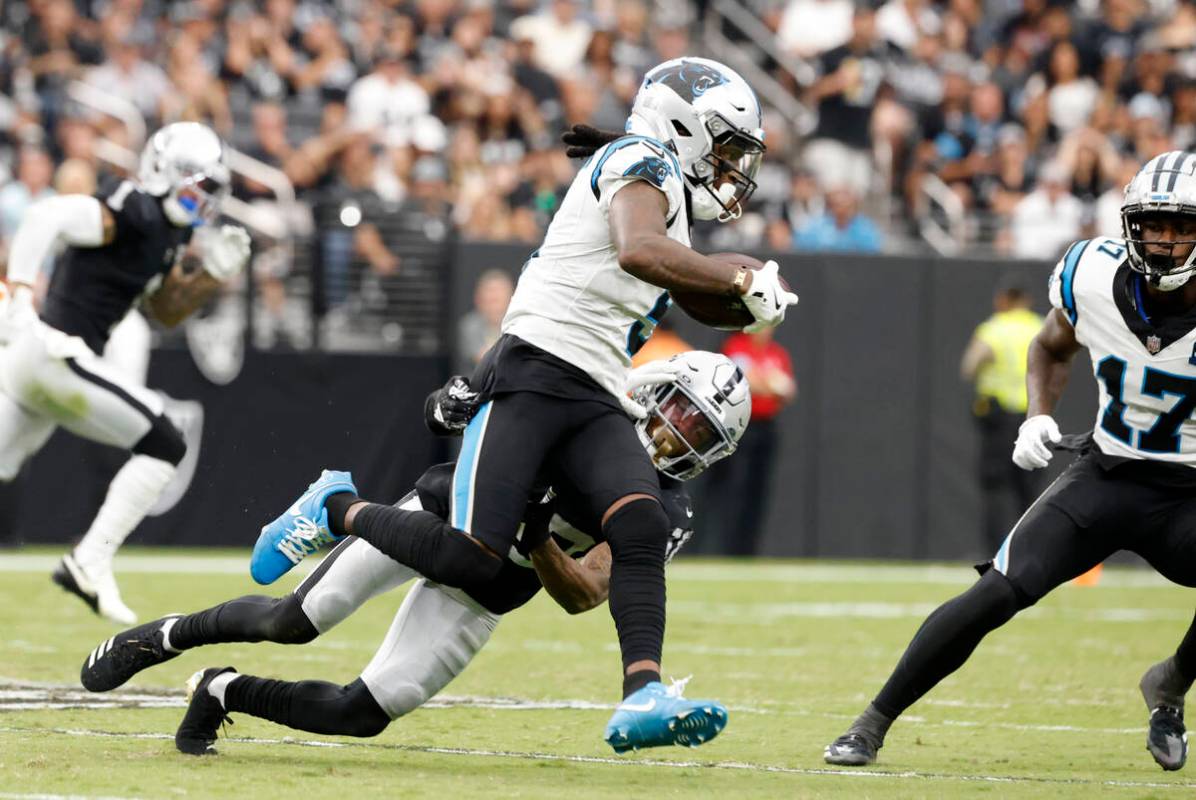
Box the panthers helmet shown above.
[627,57,765,223]
[1121,151,1196,291]
[633,351,752,481]
[138,122,231,228]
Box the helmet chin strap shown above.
[1149,269,1195,292]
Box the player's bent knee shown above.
[265,595,319,645]
[338,680,391,737]
[971,569,1028,622]
[422,529,504,586]
[602,496,669,557]
[132,414,186,466]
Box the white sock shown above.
[206,672,239,708]
[73,455,176,572]
[160,616,180,653]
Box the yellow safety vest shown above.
[973,308,1043,414]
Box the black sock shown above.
[603,498,669,686]
[847,704,895,748]
[325,492,361,538]
[224,676,390,738]
[872,570,1022,719]
[1175,610,1196,684]
[169,595,317,650]
[623,669,661,698]
[349,503,503,586]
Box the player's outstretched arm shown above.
[1026,308,1080,418]
[609,182,751,297]
[147,226,250,327]
[530,539,611,614]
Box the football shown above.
[671,253,780,331]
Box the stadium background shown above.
[1,0,1188,559]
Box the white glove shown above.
[741,260,799,333]
[202,225,252,281]
[619,360,684,420]
[0,285,37,345]
[1012,415,1062,470]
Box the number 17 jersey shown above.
[1049,236,1196,467]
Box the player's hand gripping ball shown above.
[671,253,796,331]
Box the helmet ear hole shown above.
[671,120,692,136]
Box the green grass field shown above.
[2,548,1195,799]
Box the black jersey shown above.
[41,178,192,354]
[412,462,693,615]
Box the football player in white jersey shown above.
[825,151,1196,769]
[0,122,250,624]
[77,353,751,757]
[248,57,796,753]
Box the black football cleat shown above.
[1147,706,1188,771]
[176,667,236,756]
[824,731,880,766]
[81,616,182,692]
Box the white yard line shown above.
[0,554,1178,587]
[0,725,1191,790]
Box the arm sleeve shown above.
[592,139,684,224]
[5,195,106,285]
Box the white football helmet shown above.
[633,350,752,481]
[1120,150,1196,291]
[138,122,231,228]
[627,57,765,223]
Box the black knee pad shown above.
[266,595,319,645]
[603,497,670,561]
[132,414,186,465]
[339,679,391,737]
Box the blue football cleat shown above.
[604,678,728,753]
[250,469,357,584]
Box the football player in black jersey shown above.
[0,122,250,624]
[77,351,750,756]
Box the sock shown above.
[847,703,895,748]
[223,676,390,737]
[325,492,360,538]
[169,595,318,650]
[160,617,180,653]
[603,499,670,677]
[73,455,175,572]
[1174,610,1196,684]
[623,669,661,698]
[207,672,238,707]
[349,503,502,586]
[873,570,1021,719]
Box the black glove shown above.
[561,124,624,159]
[423,375,481,436]
[515,489,557,558]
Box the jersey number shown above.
[1097,356,1196,453]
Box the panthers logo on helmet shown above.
[647,60,729,103]
[623,156,672,189]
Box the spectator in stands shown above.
[707,326,796,555]
[291,13,358,104]
[1023,40,1099,140]
[778,0,853,59]
[960,280,1043,552]
[793,186,884,253]
[347,46,430,149]
[1172,78,1196,152]
[164,30,233,136]
[0,147,55,262]
[510,0,593,80]
[803,4,886,196]
[457,268,514,372]
[24,0,103,136]
[53,157,97,196]
[876,0,941,53]
[1094,155,1140,238]
[1005,160,1083,259]
[85,19,171,127]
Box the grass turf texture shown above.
[2,548,1195,798]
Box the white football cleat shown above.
[52,553,138,625]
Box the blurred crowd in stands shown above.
[0,0,1194,276]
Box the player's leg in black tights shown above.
[222,675,390,737]
[168,595,318,650]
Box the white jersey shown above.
[501,135,690,399]
[1049,236,1196,467]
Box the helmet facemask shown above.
[635,381,738,481]
[163,172,229,228]
[1121,208,1196,292]
[689,113,764,222]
